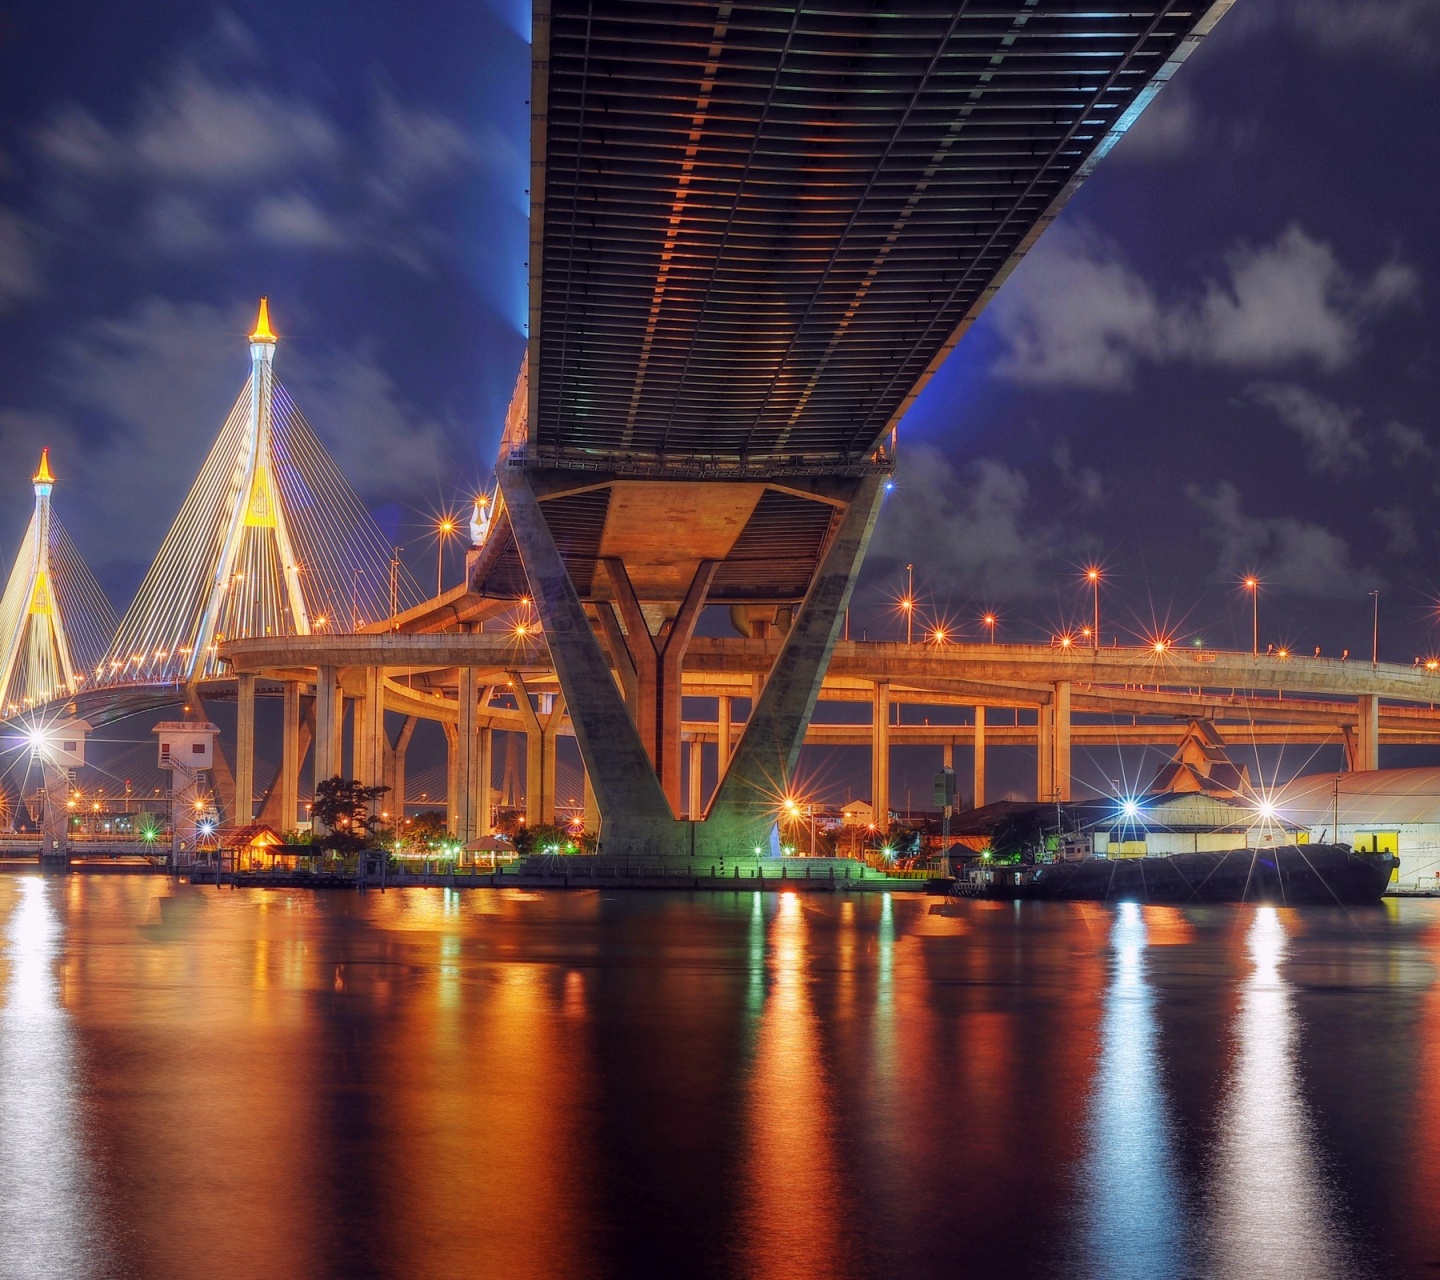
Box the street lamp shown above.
[1370,589,1380,668]
[900,563,915,643]
[1244,576,1259,655]
[1085,566,1102,649]
[435,516,459,595]
[982,612,997,644]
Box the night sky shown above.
[1,2,1438,801]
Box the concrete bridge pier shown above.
[872,681,890,832]
[235,672,256,825]
[973,706,986,808]
[513,674,562,827]
[1054,681,1072,803]
[383,716,417,825]
[312,666,340,830]
[447,668,492,842]
[1357,694,1380,772]
[1037,702,1054,802]
[497,464,883,857]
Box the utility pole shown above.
[1370,590,1380,668]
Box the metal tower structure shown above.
[0,450,116,715]
[104,300,422,685]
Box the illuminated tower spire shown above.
[190,298,311,672]
[0,451,116,712]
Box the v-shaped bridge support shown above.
[498,463,885,857]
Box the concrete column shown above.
[443,721,460,834]
[314,666,339,785]
[280,681,300,831]
[717,695,733,782]
[583,765,599,833]
[312,666,339,832]
[382,716,417,820]
[235,671,256,826]
[710,471,886,847]
[453,668,491,841]
[973,706,986,809]
[1054,680,1072,803]
[1037,703,1053,802]
[540,714,559,826]
[353,666,386,791]
[498,467,672,841]
[1357,694,1380,772]
[687,740,704,819]
[872,680,890,831]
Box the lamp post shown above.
[435,517,458,596]
[982,612,997,644]
[1244,576,1259,655]
[1371,589,1380,668]
[901,563,915,643]
[1086,567,1101,649]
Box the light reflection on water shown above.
[1079,901,1190,1279]
[0,879,108,1279]
[1205,908,1355,1279]
[0,882,1433,1278]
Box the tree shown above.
[311,776,390,856]
[987,808,1048,864]
[402,809,453,855]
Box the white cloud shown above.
[1246,383,1366,475]
[1052,441,1104,509]
[367,94,477,209]
[250,192,350,248]
[0,208,42,308]
[1371,507,1419,557]
[1384,420,1431,464]
[1187,481,1376,597]
[37,65,339,185]
[991,224,1416,390]
[1237,0,1440,65]
[1111,86,1199,161]
[867,446,1056,597]
[34,55,482,274]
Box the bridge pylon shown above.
[0,450,116,716]
[103,300,420,687]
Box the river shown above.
[1,876,1438,1279]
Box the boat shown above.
[941,844,1395,905]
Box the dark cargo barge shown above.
[938,844,1395,905]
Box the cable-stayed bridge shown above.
[100,300,422,690]
[0,451,116,717]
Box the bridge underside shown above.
[474,0,1234,853]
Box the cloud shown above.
[1237,0,1440,66]
[991,224,1417,390]
[37,63,339,185]
[249,192,350,249]
[0,209,42,308]
[1051,441,1104,509]
[31,44,482,274]
[1383,420,1431,465]
[1371,507,1419,557]
[1187,481,1376,597]
[1245,383,1366,474]
[366,94,477,209]
[1111,86,1199,161]
[866,446,1056,597]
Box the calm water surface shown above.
[2,877,1440,1279]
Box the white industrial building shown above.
[1274,768,1440,890]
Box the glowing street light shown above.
[981,612,997,644]
[1243,575,1260,655]
[900,562,915,644]
[1085,566,1102,649]
[435,515,459,596]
